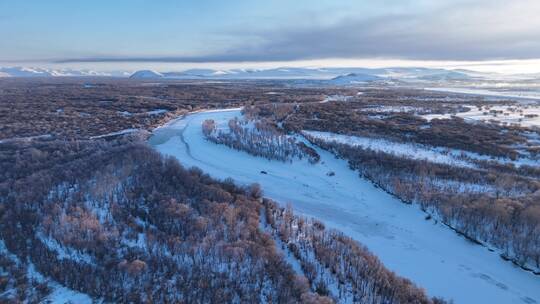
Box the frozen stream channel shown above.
[149,108,540,304]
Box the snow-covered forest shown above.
[0,136,438,303]
[305,134,540,272]
[250,100,540,274]
[262,200,444,304]
[203,117,320,163]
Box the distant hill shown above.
[0,66,494,83]
[0,67,55,77]
[0,67,117,77]
[329,73,382,85]
[129,70,164,79]
[128,67,483,82]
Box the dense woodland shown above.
[0,134,441,303]
[250,102,534,159]
[0,78,350,140]
[249,101,540,273]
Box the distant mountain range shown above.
[128,67,476,82]
[3,66,538,84]
[0,67,129,78]
[329,73,383,85]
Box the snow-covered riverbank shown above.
[149,108,540,304]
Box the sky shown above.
[1,0,539,73]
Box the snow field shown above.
[422,104,540,128]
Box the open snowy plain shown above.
[422,104,540,128]
[150,109,540,304]
[425,87,540,102]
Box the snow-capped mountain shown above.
[129,70,164,79]
[127,67,485,82]
[0,66,489,83]
[0,67,115,77]
[0,67,55,77]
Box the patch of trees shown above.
[0,248,51,303]
[0,78,349,141]
[203,117,319,163]
[262,201,446,304]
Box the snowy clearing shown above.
[0,134,53,144]
[0,240,95,304]
[302,129,539,168]
[150,108,540,304]
[146,109,168,115]
[422,104,540,128]
[320,95,353,103]
[90,128,140,139]
[302,130,476,168]
[425,87,540,102]
[36,232,95,265]
[359,105,424,113]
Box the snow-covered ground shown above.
[90,128,140,139]
[359,105,424,113]
[302,130,476,168]
[0,134,53,144]
[320,95,353,103]
[150,108,540,304]
[36,232,95,265]
[0,240,95,304]
[425,87,540,102]
[303,129,539,168]
[146,109,169,115]
[422,104,540,128]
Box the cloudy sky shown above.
[1,0,539,72]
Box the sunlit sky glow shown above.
[1,0,539,73]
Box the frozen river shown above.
[149,108,540,304]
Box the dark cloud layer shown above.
[56,1,540,63]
